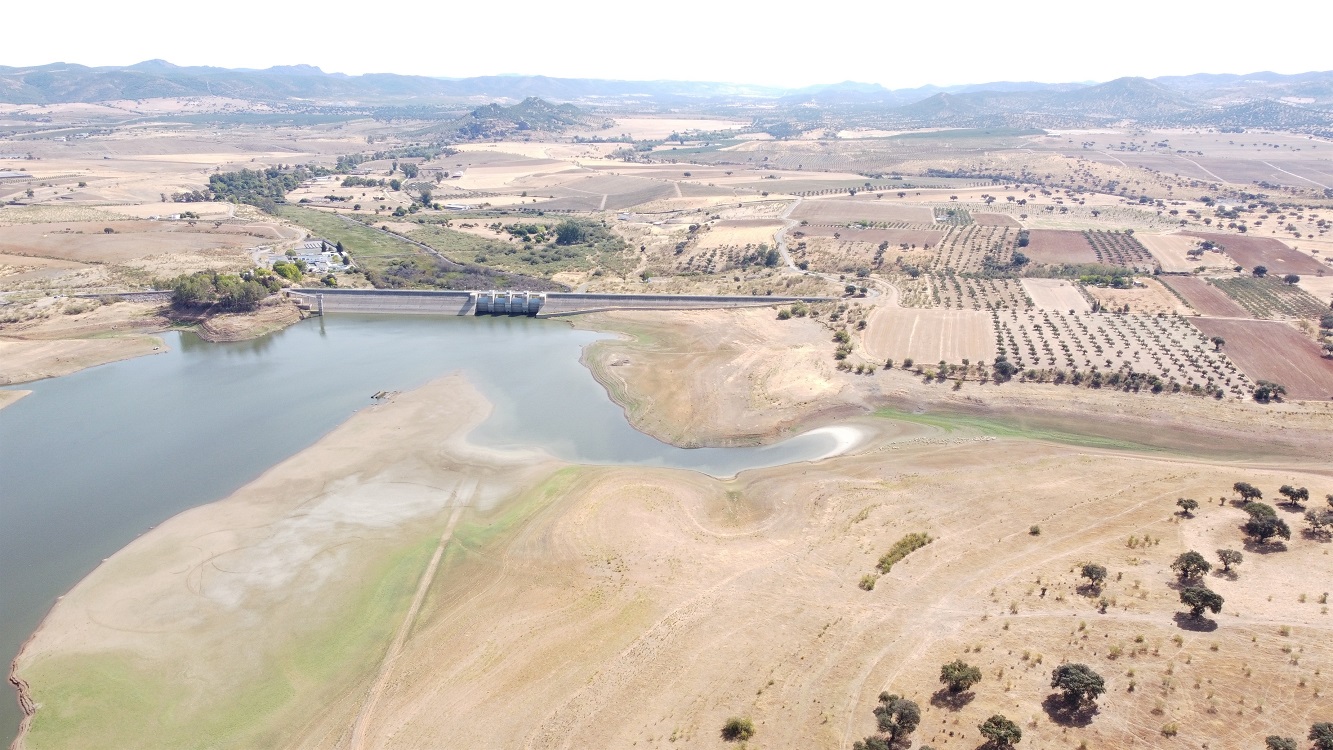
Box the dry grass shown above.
[862,307,996,364]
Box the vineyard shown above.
[991,309,1252,397]
[1209,276,1328,319]
[933,207,973,225]
[897,274,1034,311]
[1083,230,1157,270]
[926,225,1019,273]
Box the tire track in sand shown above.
[348,485,471,750]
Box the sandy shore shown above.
[0,336,165,385]
[0,390,29,409]
[11,374,559,750]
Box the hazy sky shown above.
[7,0,1330,89]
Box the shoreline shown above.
[575,308,1333,459]
[9,373,557,750]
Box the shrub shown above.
[1080,563,1107,588]
[1312,723,1333,750]
[978,714,1022,747]
[1179,585,1224,619]
[859,574,877,591]
[1029,525,1041,536]
[940,659,983,693]
[1050,663,1105,706]
[720,717,754,742]
[1266,736,1297,750]
[877,533,933,573]
[873,693,920,741]
[1171,551,1210,581]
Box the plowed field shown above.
[1183,232,1331,275]
[1189,318,1333,400]
[1160,276,1248,317]
[1023,230,1096,264]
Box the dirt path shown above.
[1262,161,1331,190]
[1176,155,1228,184]
[774,198,803,270]
[348,498,469,750]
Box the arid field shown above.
[4,95,1333,750]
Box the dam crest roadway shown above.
[289,288,835,318]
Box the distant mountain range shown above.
[1,60,1331,133]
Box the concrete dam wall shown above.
[289,288,832,318]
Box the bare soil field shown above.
[1139,233,1235,273]
[791,199,935,225]
[1295,274,1333,305]
[1024,229,1097,264]
[862,307,996,363]
[1085,277,1191,315]
[1159,277,1249,317]
[971,212,1020,227]
[0,221,262,264]
[0,205,131,225]
[1189,318,1333,400]
[1019,278,1091,312]
[797,225,943,248]
[1184,232,1332,276]
[694,219,782,249]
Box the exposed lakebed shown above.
[0,314,861,740]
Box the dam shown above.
[288,288,834,317]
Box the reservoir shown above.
[0,314,849,740]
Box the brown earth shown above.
[1160,277,1250,317]
[1184,232,1332,276]
[1189,318,1333,400]
[0,221,262,264]
[791,199,935,225]
[1024,230,1098,265]
[797,225,944,248]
